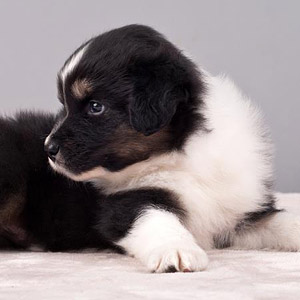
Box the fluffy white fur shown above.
[98,73,300,264]
[116,208,208,272]
[92,73,273,247]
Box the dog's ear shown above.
[128,59,189,136]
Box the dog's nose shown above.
[44,140,60,161]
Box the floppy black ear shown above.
[129,61,189,136]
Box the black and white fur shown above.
[44,24,300,272]
[1,24,298,272]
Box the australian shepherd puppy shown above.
[43,24,300,273]
[1,24,299,273]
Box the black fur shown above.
[95,188,184,243]
[235,194,283,233]
[0,112,108,250]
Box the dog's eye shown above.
[88,101,105,115]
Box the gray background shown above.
[0,0,299,192]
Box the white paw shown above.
[146,243,209,273]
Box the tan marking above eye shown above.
[71,79,92,100]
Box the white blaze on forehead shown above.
[44,135,51,147]
[60,42,90,83]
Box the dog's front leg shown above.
[96,188,208,273]
[117,208,209,273]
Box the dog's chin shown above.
[48,158,106,182]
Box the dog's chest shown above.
[123,167,260,249]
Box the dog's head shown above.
[45,24,205,181]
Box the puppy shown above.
[46,24,300,273]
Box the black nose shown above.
[45,140,60,161]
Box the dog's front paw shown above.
[146,243,208,273]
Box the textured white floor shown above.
[1,193,300,300]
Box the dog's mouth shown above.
[48,157,107,182]
[48,156,74,178]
